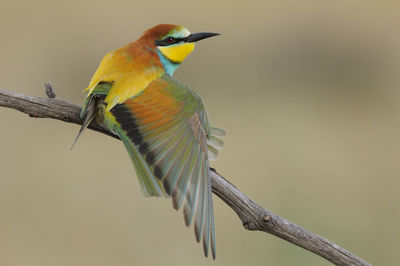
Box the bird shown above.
[72,24,225,259]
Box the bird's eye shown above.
[166,37,176,44]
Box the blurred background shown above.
[0,0,399,265]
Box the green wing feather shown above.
[116,125,165,197]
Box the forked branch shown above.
[0,86,371,266]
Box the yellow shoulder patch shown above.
[104,67,163,111]
[83,49,164,111]
[84,52,115,95]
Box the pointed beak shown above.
[186,32,220,43]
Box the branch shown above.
[0,86,371,266]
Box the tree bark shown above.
[0,86,372,266]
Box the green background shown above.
[0,0,399,265]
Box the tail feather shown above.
[71,96,96,150]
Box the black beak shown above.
[186,32,220,43]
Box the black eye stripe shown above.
[155,36,188,46]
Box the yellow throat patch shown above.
[158,43,195,63]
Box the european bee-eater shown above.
[73,24,224,259]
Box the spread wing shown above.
[108,75,217,258]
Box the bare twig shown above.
[0,87,372,266]
[44,81,56,99]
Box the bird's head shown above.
[141,24,219,75]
